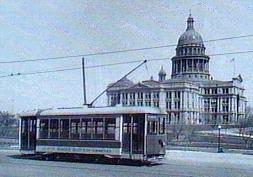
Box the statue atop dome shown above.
[158,66,166,82]
[187,13,194,30]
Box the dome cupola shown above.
[177,14,204,47]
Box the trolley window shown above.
[39,119,48,139]
[93,118,103,139]
[70,119,80,139]
[147,115,166,135]
[147,120,158,134]
[81,118,92,139]
[159,117,166,134]
[104,118,116,140]
[49,119,58,139]
[60,119,69,139]
[123,117,131,133]
[38,116,119,141]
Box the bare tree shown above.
[0,111,17,138]
[184,126,197,145]
[238,106,253,135]
[209,118,217,129]
[170,118,186,141]
[238,107,253,148]
[241,128,253,148]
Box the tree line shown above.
[167,106,253,149]
[0,111,18,138]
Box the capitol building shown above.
[106,15,247,125]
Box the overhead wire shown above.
[1,49,253,78]
[0,34,253,64]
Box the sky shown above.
[0,0,253,113]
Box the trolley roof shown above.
[19,106,167,117]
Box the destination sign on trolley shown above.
[36,146,121,155]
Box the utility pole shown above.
[82,57,87,105]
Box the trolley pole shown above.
[89,60,147,106]
[82,57,87,105]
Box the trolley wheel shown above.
[43,154,55,161]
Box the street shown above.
[0,150,253,177]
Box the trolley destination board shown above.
[37,145,120,155]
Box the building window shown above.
[166,101,172,109]
[166,91,172,99]
[177,61,180,73]
[174,91,180,110]
[204,99,210,112]
[193,60,197,71]
[205,88,210,95]
[153,92,160,107]
[188,60,192,71]
[122,93,128,106]
[110,94,118,106]
[137,92,143,106]
[192,94,195,109]
[211,99,217,112]
[223,115,229,124]
[212,88,217,94]
[175,113,180,124]
[194,48,197,55]
[223,88,229,94]
[117,93,120,104]
[175,101,180,109]
[189,48,192,55]
[222,98,229,112]
[145,92,151,106]
[168,114,171,124]
[129,92,135,106]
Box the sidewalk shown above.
[201,127,253,138]
[168,145,253,155]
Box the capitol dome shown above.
[171,14,210,81]
[177,14,204,47]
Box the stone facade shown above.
[106,15,247,125]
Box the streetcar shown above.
[19,106,167,162]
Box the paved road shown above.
[0,150,253,177]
